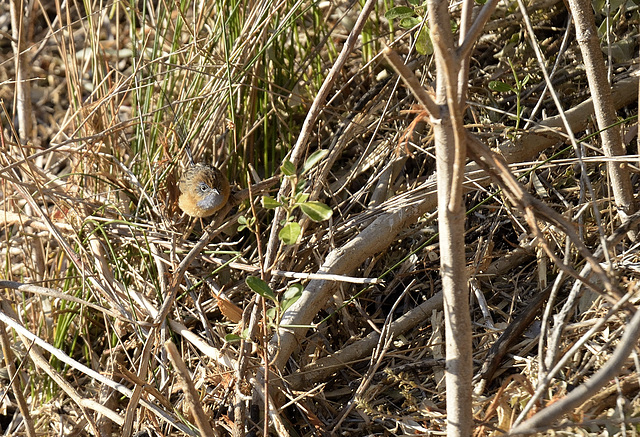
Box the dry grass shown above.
[1,0,640,435]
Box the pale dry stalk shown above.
[567,0,635,217]
[9,0,33,144]
[427,0,473,432]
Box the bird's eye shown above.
[198,182,209,193]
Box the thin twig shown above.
[382,46,440,118]
[204,257,382,284]
[165,340,218,437]
[0,318,36,437]
[509,296,640,435]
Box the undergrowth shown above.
[1,0,640,435]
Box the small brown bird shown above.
[178,163,230,218]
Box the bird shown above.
[178,163,230,218]
[178,141,230,218]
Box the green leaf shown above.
[294,193,310,204]
[266,307,277,321]
[279,222,301,245]
[282,284,303,311]
[284,283,303,300]
[302,149,328,174]
[237,216,248,231]
[415,26,433,56]
[224,334,243,342]
[262,195,282,209]
[593,0,606,12]
[237,215,256,231]
[488,81,514,93]
[450,18,458,34]
[399,16,421,28]
[246,276,277,302]
[385,6,415,20]
[294,178,308,195]
[299,201,333,222]
[608,37,636,63]
[281,159,296,176]
[282,297,299,312]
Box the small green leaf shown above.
[399,16,421,28]
[238,215,255,231]
[281,159,296,176]
[294,178,308,195]
[284,283,303,300]
[224,334,243,342]
[246,276,277,302]
[237,216,248,231]
[415,26,433,55]
[294,193,310,204]
[279,222,301,245]
[450,18,458,34]
[385,6,415,20]
[262,195,282,209]
[282,297,300,312]
[302,149,328,174]
[266,307,277,321]
[282,284,303,311]
[488,81,514,93]
[299,201,333,222]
